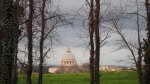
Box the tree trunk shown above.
[143,0,150,84]
[94,0,100,84]
[26,0,34,84]
[89,0,95,84]
[88,0,100,84]
[137,55,143,84]
[11,0,21,84]
[0,0,4,82]
[136,11,143,84]
[0,0,17,83]
[135,0,143,83]
[38,0,46,84]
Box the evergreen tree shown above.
[0,0,4,82]
[0,0,17,84]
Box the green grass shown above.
[100,71,138,84]
[18,71,138,84]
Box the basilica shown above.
[61,47,77,67]
[49,47,79,73]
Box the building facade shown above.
[49,47,79,73]
[61,47,77,66]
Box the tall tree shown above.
[135,0,143,84]
[0,0,17,83]
[112,19,143,84]
[0,0,4,81]
[12,0,23,83]
[88,0,95,84]
[38,0,46,84]
[87,0,100,83]
[94,0,100,84]
[107,1,144,83]
[26,0,34,83]
[143,0,150,84]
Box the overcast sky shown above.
[43,0,147,66]
[19,0,146,66]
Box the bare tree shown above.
[87,0,100,84]
[109,4,144,83]
[111,19,143,84]
[35,0,71,83]
[88,0,95,84]
[38,0,46,84]
[26,0,34,83]
[94,0,100,84]
[135,0,143,84]
[11,0,23,83]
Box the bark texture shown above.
[89,0,95,84]
[94,0,100,84]
[88,0,100,84]
[26,0,34,84]
[38,0,46,84]
[0,0,17,83]
[0,0,4,82]
[143,0,150,84]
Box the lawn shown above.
[18,71,138,84]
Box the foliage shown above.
[0,0,17,84]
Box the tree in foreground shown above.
[88,0,95,84]
[143,0,150,84]
[94,0,100,84]
[0,0,17,83]
[0,0,4,81]
[38,0,46,84]
[26,0,34,84]
[87,0,100,84]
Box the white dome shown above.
[61,47,77,66]
[62,49,75,60]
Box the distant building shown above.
[99,65,132,72]
[49,47,79,73]
[49,47,135,73]
[61,47,78,66]
[48,67,60,73]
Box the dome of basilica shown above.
[61,47,77,66]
